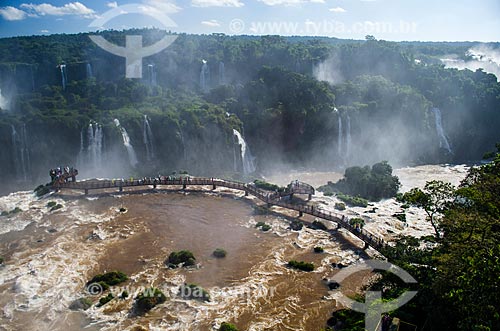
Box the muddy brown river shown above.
[0,187,365,331]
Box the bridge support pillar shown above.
[299,211,303,217]
[213,184,216,190]
[363,242,369,250]
[308,194,312,200]
[84,189,88,195]
[153,184,157,189]
[290,193,294,200]
[119,186,123,192]
[183,183,187,190]
[245,191,248,197]
[267,203,272,208]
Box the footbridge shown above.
[53,176,386,251]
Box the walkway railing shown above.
[54,177,385,250]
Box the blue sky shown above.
[0,0,499,41]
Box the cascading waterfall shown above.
[218,61,225,85]
[345,114,352,158]
[178,128,187,162]
[148,64,157,86]
[233,129,256,175]
[233,143,238,172]
[11,124,31,181]
[431,108,453,154]
[79,129,84,158]
[86,63,93,79]
[337,114,343,155]
[77,122,103,174]
[77,122,104,171]
[88,123,103,168]
[0,88,8,110]
[59,64,67,90]
[114,119,138,167]
[200,60,210,91]
[143,115,155,161]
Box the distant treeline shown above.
[0,31,499,190]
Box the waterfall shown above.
[114,119,138,167]
[59,64,67,90]
[148,64,157,87]
[178,128,186,162]
[143,115,155,161]
[337,115,343,155]
[11,124,30,181]
[218,61,225,85]
[79,129,84,158]
[233,129,256,175]
[200,60,210,92]
[233,143,238,172]
[86,63,93,79]
[431,108,453,154]
[0,88,8,110]
[87,123,103,169]
[77,122,104,174]
[345,114,352,157]
[88,123,103,168]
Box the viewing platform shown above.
[53,175,386,251]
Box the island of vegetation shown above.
[213,248,227,258]
[135,287,167,313]
[165,250,196,268]
[86,271,128,291]
[319,161,401,202]
[288,260,315,272]
[219,322,239,331]
[255,221,272,232]
[178,283,210,302]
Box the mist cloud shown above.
[313,55,345,85]
[442,45,500,82]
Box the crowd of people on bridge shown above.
[49,166,78,183]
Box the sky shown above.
[0,0,499,41]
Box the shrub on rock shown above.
[166,250,196,267]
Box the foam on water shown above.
[0,191,60,235]
[317,164,470,241]
[0,198,126,331]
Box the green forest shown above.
[0,30,499,192]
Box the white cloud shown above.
[192,0,244,8]
[141,0,181,13]
[107,1,118,8]
[40,29,49,33]
[0,6,27,21]
[329,6,346,13]
[201,19,221,27]
[20,2,97,18]
[258,0,324,6]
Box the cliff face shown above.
[0,113,240,194]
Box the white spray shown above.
[431,108,453,154]
[114,119,138,167]
[233,129,256,175]
[143,115,155,161]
